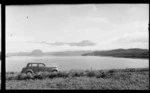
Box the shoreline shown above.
[6,55,149,60]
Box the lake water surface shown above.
[0,60,1,72]
[6,56,149,72]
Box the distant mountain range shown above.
[6,48,149,59]
[82,48,149,59]
[6,49,93,57]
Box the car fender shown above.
[25,69,34,74]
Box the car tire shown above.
[26,71,33,77]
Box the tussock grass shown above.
[6,68,149,80]
[6,68,149,90]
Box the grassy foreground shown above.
[6,68,149,90]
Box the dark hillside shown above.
[82,48,149,59]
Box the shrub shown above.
[57,71,69,78]
[108,69,116,74]
[17,73,33,80]
[6,74,18,80]
[87,71,97,77]
[68,71,85,77]
[34,72,43,79]
[48,72,58,78]
[99,71,107,78]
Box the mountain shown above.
[28,49,44,56]
[45,50,92,56]
[82,48,149,59]
[6,50,92,57]
[7,49,44,57]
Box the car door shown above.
[38,63,46,72]
[30,64,39,73]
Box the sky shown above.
[6,4,149,53]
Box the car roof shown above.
[27,63,45,64]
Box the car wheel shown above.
[26,71,33,77]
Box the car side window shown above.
[39,64,45,67]
[32,64,38,67]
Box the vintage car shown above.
[21,63,60,75]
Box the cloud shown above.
[84,17,109,23]
[36,40,96,47]
[39,41,65,46]
[68,40,96,46]
[112,31,148,44]
[6,35,35,42]
[69,16,109,24]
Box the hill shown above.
[6,49,44,57]
[82,48,149,59]
[28,49,44,56]
[45,50,92,56]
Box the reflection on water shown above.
[6,56,149,72]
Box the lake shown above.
[0,60,1,72]
[6,56,149,72]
